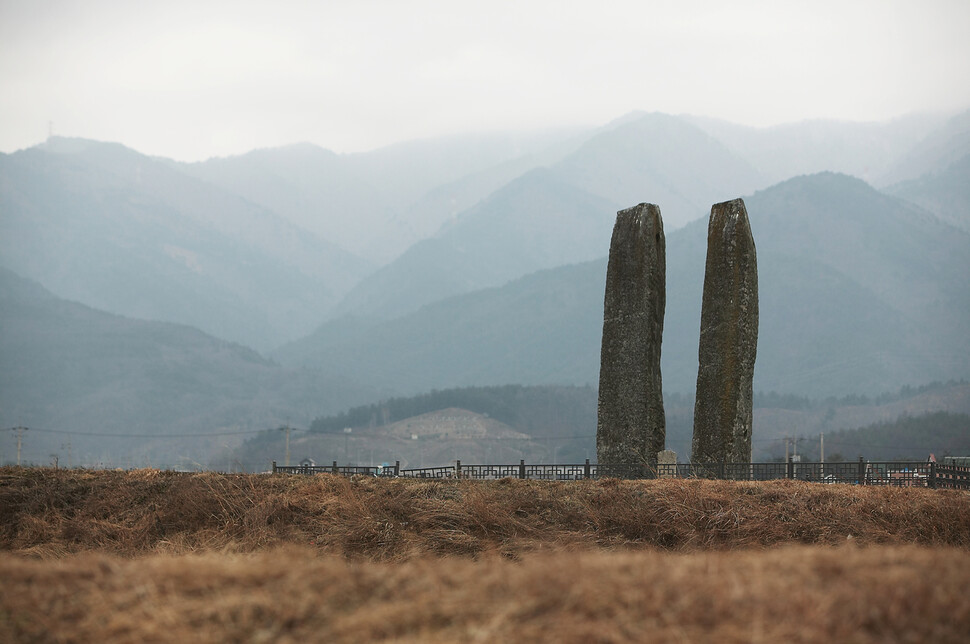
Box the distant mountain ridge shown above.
[331,168,617,320]
[876,110,970,186]
[329,112,769,321]
[0,137,372,349]
[177,129,588,263]
[687,112,957,186]
[885,153,970,231]
[554,112,767,227]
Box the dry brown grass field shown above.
[1,467,969,642]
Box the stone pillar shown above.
[692,198,758,464]
[597,203,666,465]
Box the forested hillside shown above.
[223,381,970,471]
[794,412,970,462]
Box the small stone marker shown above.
[692,198,758,463]
[657,449,677,478]
[597,203,666,465]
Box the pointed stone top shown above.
[709,198,754,249]
[710,198,750,226]
[713,197,746,213]
[618,202,662,227]
[613,203,664,251]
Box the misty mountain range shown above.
[275,172,970,399]
[0,137,371,350]
[1,109,968,465]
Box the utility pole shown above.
[62,440,73,469]
[280,425,291,467]
[13,427,28,466]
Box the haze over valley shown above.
[2,107,969,468]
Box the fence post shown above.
[929,461,937,489]
[332,461,338,474]
[584,458,591,480]
[519,459,526,479]
[787,457,794,480]
[272,461,277,474]
[858,457,866,486]
[456,460,462,479]
[719,461,725,480]
[394,460,400,477]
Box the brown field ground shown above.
[1,467,969,642]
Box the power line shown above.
[4,426,299,438]
[753,435,964,452]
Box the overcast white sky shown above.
[1,0,968,162]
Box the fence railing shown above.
[271,458,970,489]
[272,461,395,477]
[401,465,456,479]
[936,462,970,489]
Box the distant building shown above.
[942,456,970,467]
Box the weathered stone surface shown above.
[597,203,666,464]
[692,198,758,463]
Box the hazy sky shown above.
[2,0,968,162]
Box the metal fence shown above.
[272,461,391,477]
[271,458,970,489]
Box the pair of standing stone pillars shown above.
[596,199,758,465]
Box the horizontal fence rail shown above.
[401,466,456,479]
[271,458,970,489]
